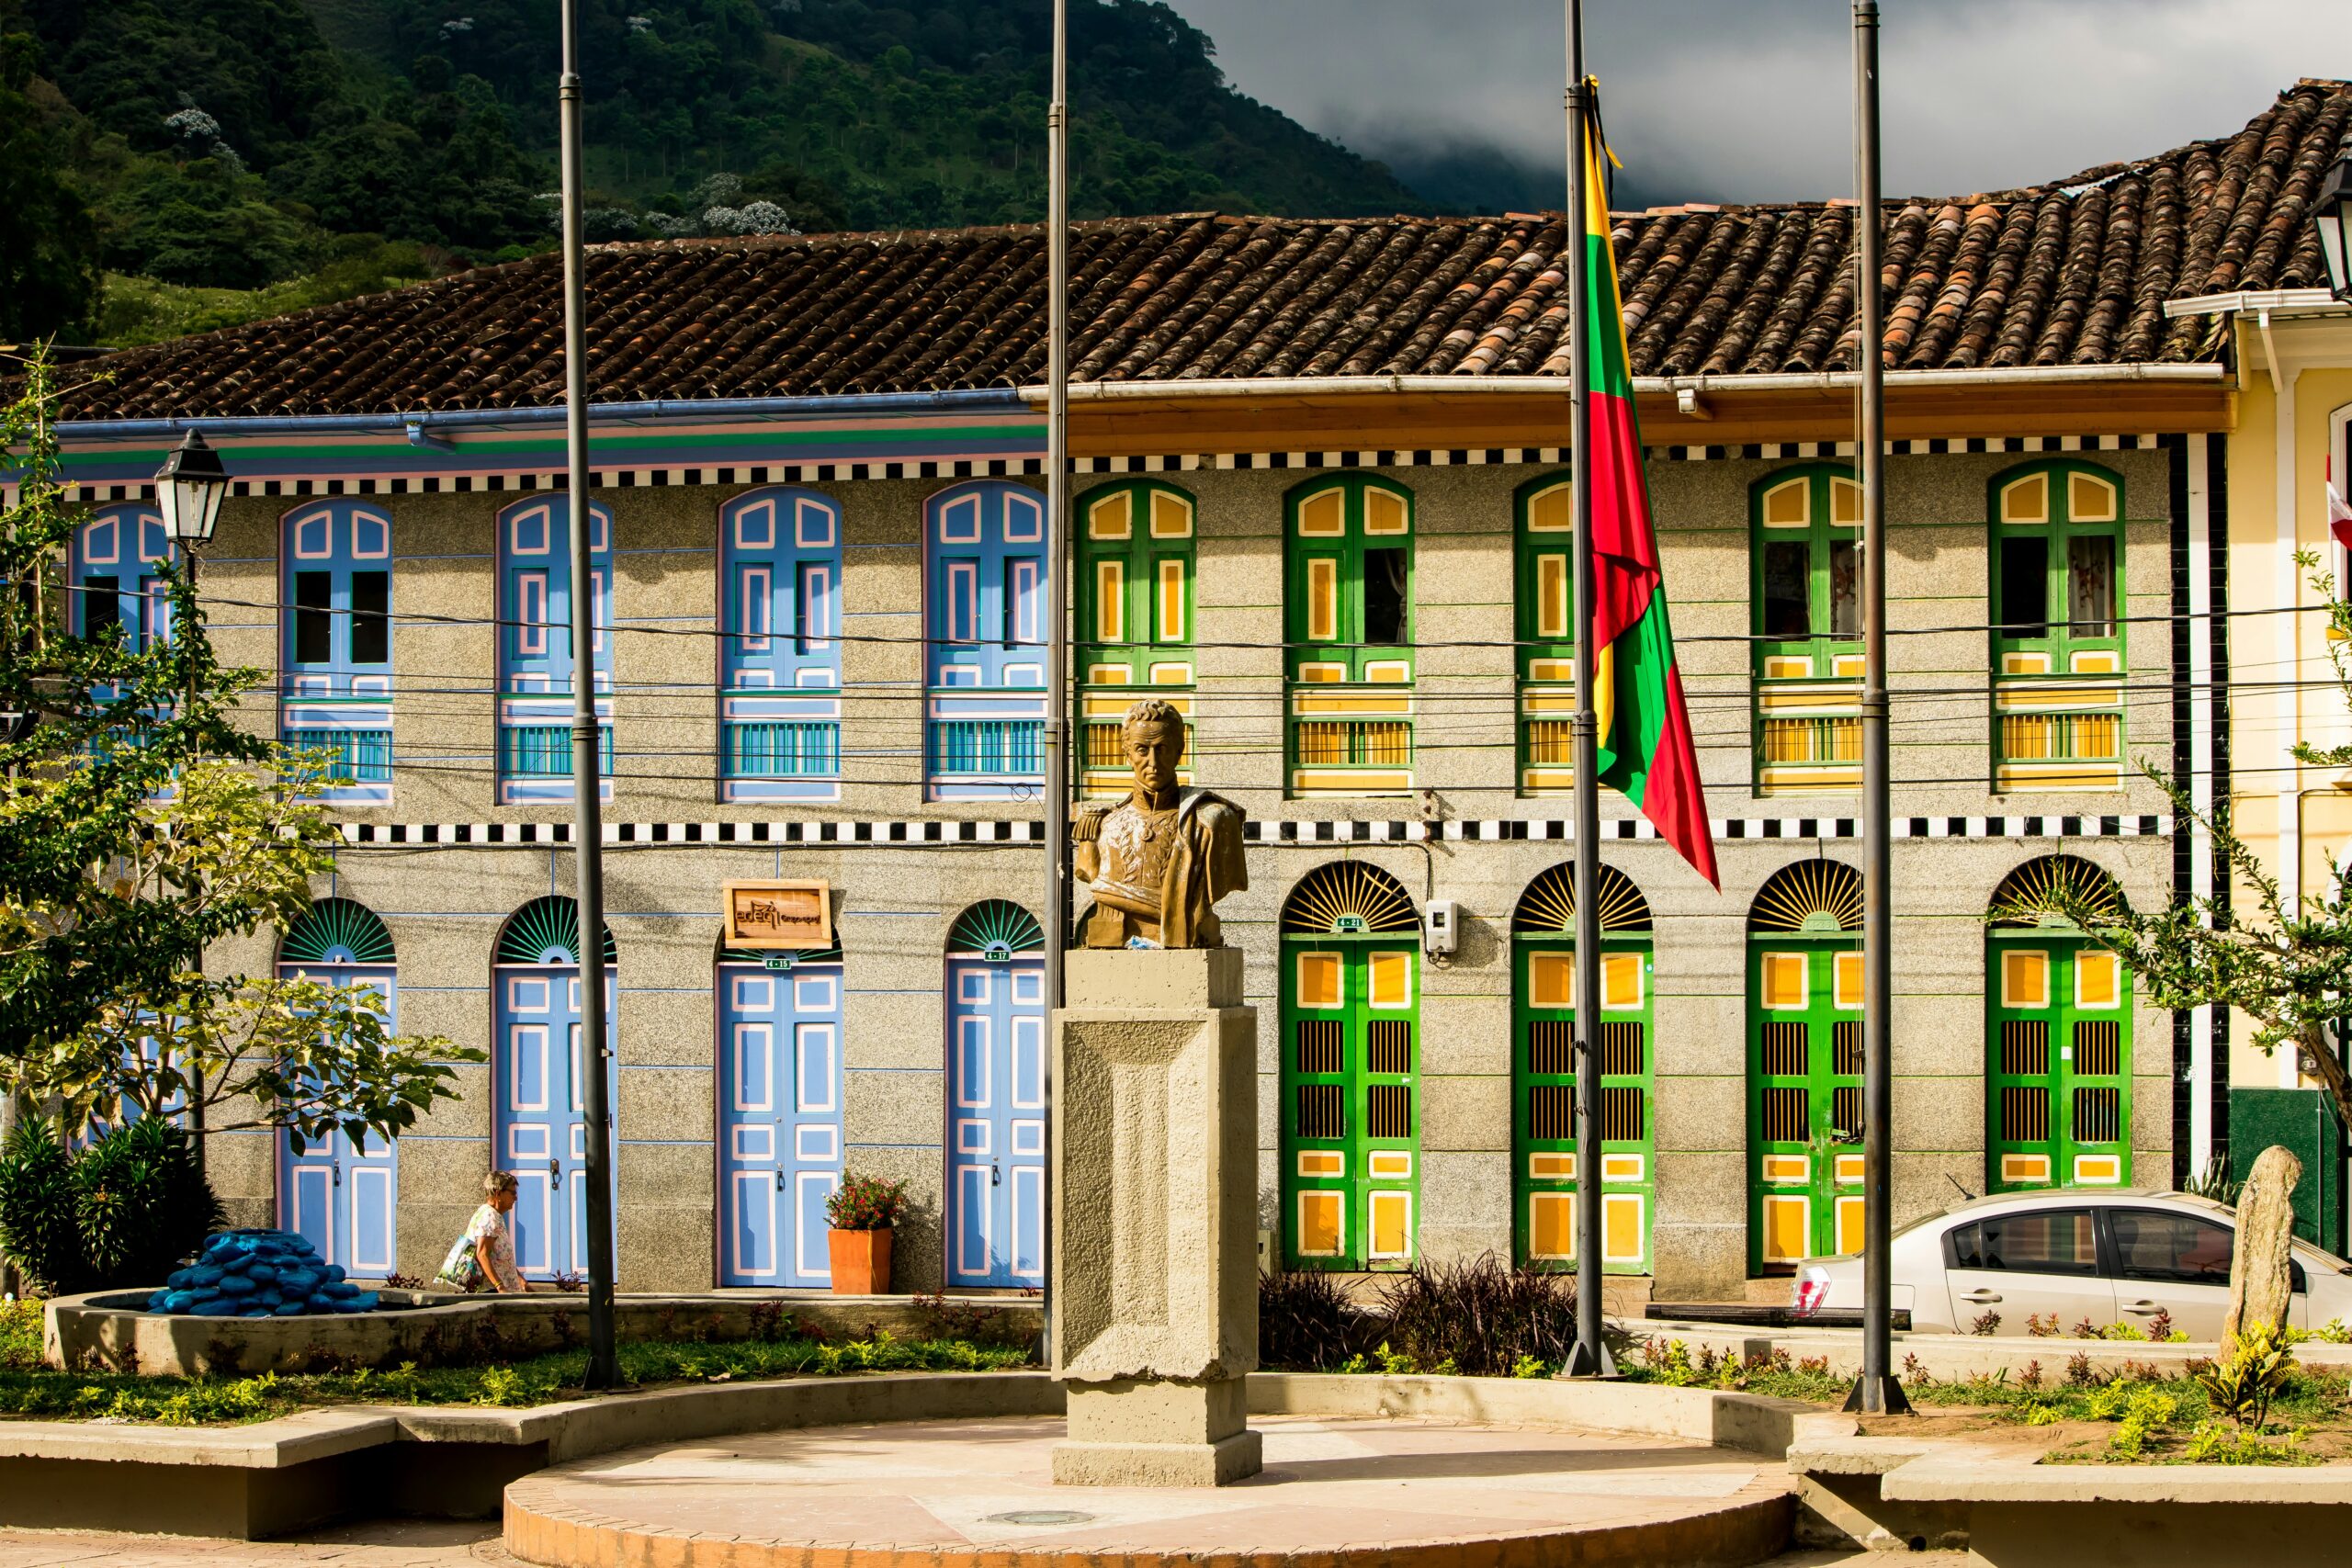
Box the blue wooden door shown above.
[280,501,395,803]
[717,960,843,1286]
[497,497,613,804]
[924,481,1047,800]
[495,966,616,1280]
[945,956,1046,1287]
[276,965,400,1275]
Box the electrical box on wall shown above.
[1423,899,1459,957]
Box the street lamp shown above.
[153,429,231,548]
[151,426,232,1179]
[2316,141,2352,301]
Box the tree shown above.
[2014,551,2352,1137]
[0,355,476,1150]
[0,32,101,340]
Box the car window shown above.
[2110,1209,2232,1284]
[1946,1209,2098,1276]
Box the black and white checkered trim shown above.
[337,813,2168,848]
[40,432,2177,508]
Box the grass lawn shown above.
[0,1297,1032,1426]
[1622,1337,2349,1466]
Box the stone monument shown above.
[1051,698,1261,1486]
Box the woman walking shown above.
[437,1169,529,1292]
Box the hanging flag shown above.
[1577,96,1719,887]
[2329,479,2352,555]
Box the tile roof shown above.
[51,79,2351,422]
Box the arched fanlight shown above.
[1748,860,1863,934]
[1511,863,1653,935]
[1281,861,1419,935]
[1989,855,2125,930]
[947,899,1044,961]
[278,897,395,965]
[496,895,618,965]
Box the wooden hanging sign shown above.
[722,880,833,950]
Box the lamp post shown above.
[153,428,232,1179]
[2316,140,2351,301]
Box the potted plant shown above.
[823,1171,909,1295]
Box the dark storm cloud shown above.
[1164,0,2350,207]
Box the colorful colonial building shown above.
[19,79,2348,1301]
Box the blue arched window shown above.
[497,495,613,804]
[719,487,842,800]
[280,501,394,803]
[924,480,1046,800]
[72,504,175,652]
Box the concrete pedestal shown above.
[1050,946,1261,1486]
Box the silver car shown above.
[1790,1188,2352,1338]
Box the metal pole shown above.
[185,549,206,1186]
[559,0,618,1391]
[1846,0,1907,1417]
[1040,0,1071,1355]
[1563,0,1611,1381]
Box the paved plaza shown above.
[499,1413,1792,1566]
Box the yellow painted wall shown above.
[2223,318,2352,1096]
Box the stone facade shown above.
[187,442,2184,1301]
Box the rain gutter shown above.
[1017,364,2228,400]
[53,388,1030,441]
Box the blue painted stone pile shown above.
[145,1228,381,1316]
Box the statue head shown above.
[1122,698,1185,797]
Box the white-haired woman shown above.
[435,1169,528,1292]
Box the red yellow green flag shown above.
[1577,110,1719,887]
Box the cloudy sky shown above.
[1161,0,2352,209]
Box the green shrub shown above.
[0,1121,220,1293]
[0,1125,87,1293]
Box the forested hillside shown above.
[0,0,1435,348]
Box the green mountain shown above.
[1,0,1434,348]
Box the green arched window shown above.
[1076,479,1195,795]
[1510,863,1654,1272]
[1750,465,1862,794]
[1990,461,2127,791]
[1746,859,1863,1274]
[1516,473,1577,793]
[1279,861,1421,1269]
[1986,856,2132,1191]
[1283,476,1414,796]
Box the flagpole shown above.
[1847,0,1908,1416]
[1563,0,1612,1382]
[557,0,617,1391]
[1041,0,1070,1358]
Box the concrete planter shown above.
[43,1288,1041,1376]
[826,1229,892,1295]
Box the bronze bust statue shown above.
[1071,699,1248,949]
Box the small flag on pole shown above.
[1575,95,1719,887]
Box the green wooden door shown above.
[1987,934,2132,1191]
[1747,941,1864,1272]
[1283,935,1420,1269]
[1513,936,1654,1272]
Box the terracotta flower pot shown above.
[826,1227,892,1295]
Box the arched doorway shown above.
[276,898,400,1275]
[1280,862,1421,1269]
[944,899,1046,1288]
[492,897,618,1281]
[716,937,844,1286]
[1510,863,1655,1272]
[1987,856,2132,1190]
[1747,860,1864,1273]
